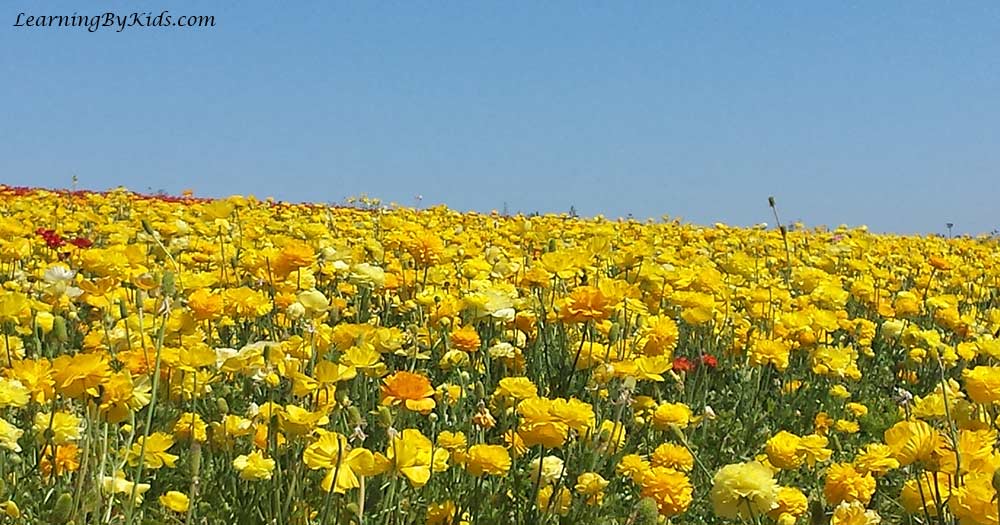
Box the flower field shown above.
[1,186,999,525]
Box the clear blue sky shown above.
[2,2,998,234]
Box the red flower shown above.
[36,228,66,249]
[69,237,93,249]
[672,356,696,373]
[700,354,718,369]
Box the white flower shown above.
[43,265,75,283]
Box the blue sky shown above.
[2,2,998,234]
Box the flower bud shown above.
[376,406,393,428]
[635,497,659,525]
[190,442,202,479]
[336,387,349,406]
[668,424,686,444]
[161,271,175,296]
[347,407,363,427]
[474,381,486,400]
[216,398,229,415]
[808,499,825,525]
[1,500,19,519]
[49,492,73,524]
[52,315,69,343]
[608,322,621,344]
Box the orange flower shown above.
[273,241,316,277]
[450,326,481,352]
[187,288,224,320]
[928,256,952,271]
[559,286,613,323]
[381,371,436,415]
[40,443,81,476]
[406,231,444,267]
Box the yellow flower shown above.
[102,472,151,503]
[436,431,467,452]
[465,444,510,477]
[159,491,190,513]
[52,352,110,399]
[528,455,565,485]
[0,378,29,408]
[574,472,609,505]
[853,444,899,476]
[280,404,329,436]
[948,473,998,525]
[765,431,803,470]
[223,287,272,318]
[426,500,469,525]
[597,420,627,452]
[173,412,209,443]
[321,452,378,494]
[846,402,869,417]
[640,316,680,357]
[0,417,24,452]
[749,339,791,371]
[349,263,386,288]
[616,454,650,482]
[273,241,316,277]
[884,419,938,466]
[405,231,444,267]
[33,411,81,445]
[303,432,379,493]
[823,463,876,506]
[767,486,808,522]
[900,471,951,517]
[651,443,694,472]
[494,377,538,402]
[233,450,276,481]
[830,384,852,399]
[710,461,779,519]
[297,289,330,317]
[536,485,571,516]
[100,370,151,424]
[517,398,569,448]
[639,466,694,517]
[963,366,1000,404]
[549,397,595,433]
[6,358,54,404]
[831,500,881,525]
[0,292,29,322]
[651,402,692,430]
[381,428,433,488]
[835,419,860,434]
[127,432,178,469]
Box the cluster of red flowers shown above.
[672,354,718,373]
[35,228,92,249]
